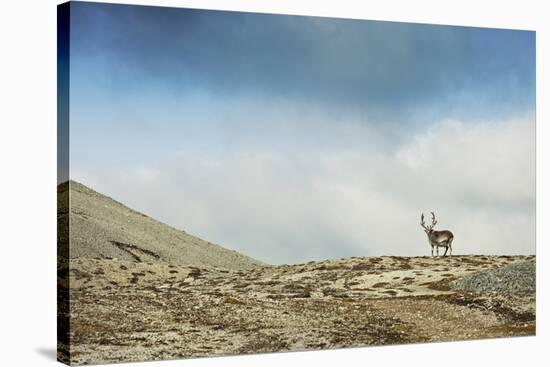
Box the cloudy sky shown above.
[66,2,536,264]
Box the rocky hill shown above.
[62,254,535,365]
[57,180,263,270]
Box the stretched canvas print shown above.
[57,1,536,365]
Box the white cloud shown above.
[72,114,535,264]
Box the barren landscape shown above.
[58,182,535,365]
[56,4,539,365]
[61,256,536,365]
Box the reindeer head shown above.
[420,212,438,234]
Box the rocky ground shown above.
[60,255,535,365]
[58,181,263,270]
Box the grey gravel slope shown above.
[452,259,535,292]
[59,180,264,270]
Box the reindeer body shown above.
[421,212,454,256]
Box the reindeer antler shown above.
[430,212,438,228]
[420,213,428,230]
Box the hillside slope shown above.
[57,180,264,270]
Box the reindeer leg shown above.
[443,246,448,256]
[431,246,434,257]
[436,247,439,257]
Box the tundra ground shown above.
[58,255,535,365]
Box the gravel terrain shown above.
[452,259,535,292]
[58,181,263,270]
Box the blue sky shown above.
[67,2,536,263]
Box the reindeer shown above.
[420,212,454,256]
